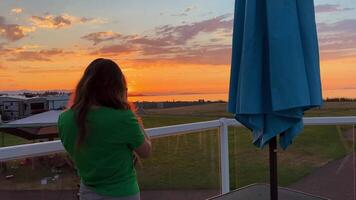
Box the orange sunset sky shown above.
[0,0,356,100]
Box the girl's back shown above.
[57,58,151,200]
[58,107,144,197]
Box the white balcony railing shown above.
[0,117,356,195]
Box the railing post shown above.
[219,118,230,194]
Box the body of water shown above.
[323,89,356,99]
[128,89,356,102]
[129,93,228,102]
[1,89,354,102]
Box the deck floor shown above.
[208,184,329,200]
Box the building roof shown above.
[0,95,69,102]
[0,95,31,101]
[2,110,62,127]
[0,110,62,140]
[46,95,70,101]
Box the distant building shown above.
[135,104,146,115]
[1,96,30,121]
[0,95,69,121]
[27,97,48,115]
[157,102,164,109]
[46,95,69,110]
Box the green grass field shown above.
[0,102,355,190]
[139,118,350,190]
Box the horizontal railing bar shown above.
[304,116,356,125]
[0,120,222,130]
[2,116,356,129]
[0,123,57,128]
[146,120,221,138]
[0,141,64,162]
[0,120,222,161]
[1,116,356,161]
[225,116,356,127]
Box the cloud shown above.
[135,44,231,65]
[139,45,182,56]
[0,16,35,41]
[30,15,71,29]
[29,14,105,29]
[39,49,65,56]
[319,34,356,50]
[319,50,356,61]
[79,17,105,24]
[315,4,354,13]
[11,8,23,14]
[0,43,12,55]
[9,51,50,61]
[18,67,82,74]
[130,36,172,47]
[317,19,356,59]
[184,6,196,13]
[171,5,197,17]
[93,44,137,55]
[20,44,42,50]
[86,14,232,47]
[0,44,41,57]
[8,51,50,61]
[154,14,233,45]
[171,13,188,17]
[7,48,67,61]
[172,46,230,65]
[210,38,224,42]
[318,19,356,33]
[81,31,123,45]
[88,15,233,65]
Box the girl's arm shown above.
[134,125,151,159]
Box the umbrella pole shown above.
[269,136,278,200]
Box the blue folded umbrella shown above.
[228,0,323,149]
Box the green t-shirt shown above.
[58,107,145,197]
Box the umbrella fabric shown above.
[228,0,322,149]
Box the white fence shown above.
[0,117,356,194]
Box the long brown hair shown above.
[71,58,131,149]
